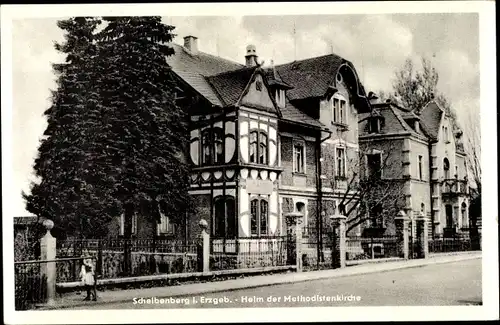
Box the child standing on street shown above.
[79,252,97,301]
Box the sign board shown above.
[246,179,274,195]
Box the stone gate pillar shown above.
[198,219,210,273]
[40,219,56,305]
[416,212,429,258]
[330,215,347,268]
[285,212,304,272]
[395,210,410,259]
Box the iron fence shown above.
[346,235,400,260]
[14,260,46,310]
[56,238,199,279]
[210,236,289,271]
[14,256,96,310]
[301,230,339,271]
[428,234,478,253]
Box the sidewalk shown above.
[44,251,481,310]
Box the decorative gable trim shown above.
[236,68,283,118]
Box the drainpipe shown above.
[316,128,332,264]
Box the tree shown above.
[383,57,459,130]
[95,16,191,240]
[322,141,406,236]
[23,17,119,238]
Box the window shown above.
[201,127,224,165]
[249,130,268,165]
[336,148,346,178]
[158,212,172,235]
[259,133,268,164]
[367,153,382,179]
[418,155,423,180]
[443,126,449,142]
[120,212,137,236]
[213,196,236,238]
[455,165,459,178]
[370,118,380,133]
[443,158,450,179]
[340,100,346,124]
[332,96,347,124]
[293,143,305,173]
[250,198,268,236]
[333,98,339,122]
[276,89,286,108]
[420,203,426,217]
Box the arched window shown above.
[461,202,468,229]
[249,130,268,165]
[214,196,236,238]
[420,203,426,217]
[201,127,224,165]
[250,198,269,236]
[443,158,450,179]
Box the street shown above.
[74,258,482,308]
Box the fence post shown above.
[40,219,56,305]
[285,212,304,272]
[416,212,429,258]
[329,215,346,268]
[395,210,410,259]
[198,219,210,273]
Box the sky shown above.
[11,13,480,216]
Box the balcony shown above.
[441,179,468,197]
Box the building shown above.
[109,35,371,241]
[359,97,470,238]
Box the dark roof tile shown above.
[276,54,345,101]
[419,101,443,140]
[205,67,257,106]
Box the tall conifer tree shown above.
[24,17,119,238]
[96,17,190,239]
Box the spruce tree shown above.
[96,16,191,239]
[23,17,119,238]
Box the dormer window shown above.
[370,118,380,133]
[275,89,286,108]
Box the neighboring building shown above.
[109,35,371,241]
[359,98,470,238]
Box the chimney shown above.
[245,44,258,67]
[184,35,198,55]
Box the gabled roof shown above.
[166,42,350,128]
[276,54,345,101]
[166,43,244,106]
[418,101,444,140]
[359,103,428,139]
[205,66,258,107]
